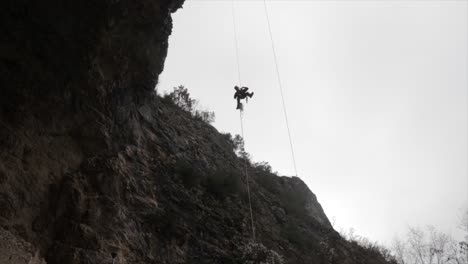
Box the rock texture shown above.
[0,1,395,263]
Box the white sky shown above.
[158,0,468,245]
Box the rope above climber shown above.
[234,86,254,110]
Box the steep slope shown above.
[0,0,395,263]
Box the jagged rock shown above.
[0,228,46,264]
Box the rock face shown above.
[0,1,394,263]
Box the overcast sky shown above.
[158,0,468,245]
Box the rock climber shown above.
[234,86,254,110]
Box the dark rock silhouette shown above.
[0,0,395,263]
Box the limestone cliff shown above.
[0,1,395,263]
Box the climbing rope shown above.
[232,0,256,242]
[263,0,299,177]
[231,0,243,86]
[239,110,256,241]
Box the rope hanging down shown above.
[239,111,256,241]
[232,0,256,242]
[263,0,298,177]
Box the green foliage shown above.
[163,85,216,124]
[161,92,175,105]
[193,109,216,124]
[220,132,251,164]
[204,169,243,199]
[221,132,236,150]
[240,242,284,264]
[232,134,248,159]
[221,133,245,156]
[165,85,195,112]
[253,161,273,174]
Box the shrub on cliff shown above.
[253,161,273,174]
[220,133,251,161]
[164,85,195,112]
[193,109,216,124]
[239,242,284,264]
[163,85,215,124]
